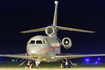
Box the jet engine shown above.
[62,37,72,49]
[45,26,55,36]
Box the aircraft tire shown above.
[63,65,66,68]
[68,64,71,68]
[26,65,30,68]
[35,66,39,68]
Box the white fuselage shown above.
[26,35,61,61]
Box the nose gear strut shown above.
[35,58,41,68]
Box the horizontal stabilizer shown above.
[20,27,46,33]
[57,26,95,33]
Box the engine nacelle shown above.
[62,37,72,49]
[45,26,55,36]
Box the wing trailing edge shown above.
[56,53,105,60]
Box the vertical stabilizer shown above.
[53,1,58,27]
[20,1,95,34]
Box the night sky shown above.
[0,0,105,56]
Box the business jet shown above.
[0,0,105,68]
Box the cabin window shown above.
[36,40,43,44]
[29,40,35,44]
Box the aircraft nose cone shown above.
[27,45,44,57]
[31,50,38,56]
[30,51,38,57]
[29,48,40,57]
[31,53,36,56]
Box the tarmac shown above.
[0,68,105,70]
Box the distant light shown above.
[15,59,18,62]
[47,61,49,63]
[94,61,98,64]
[12,59,15,62]
[20,60,22,62]
[20,59,24,62]
[22,59,24,60]
[85,58,90,63]
[85,59,89,61]
[98,58,100,61]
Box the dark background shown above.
[0,0,105,62]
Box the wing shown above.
[56,53,105,60]
[0,53,32,60]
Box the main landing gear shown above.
[26,60,33,68]
[62,59,76,68]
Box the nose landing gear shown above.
[35,58,41,68]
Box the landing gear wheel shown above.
[68,64,71,68]
[63,65,66,68]
[35,66,39,68]
[26,65,30,68]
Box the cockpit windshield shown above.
[29,40,35,44]
[36,40,43,44]
[29,40,46,44]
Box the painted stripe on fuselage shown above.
[39,47,60,52]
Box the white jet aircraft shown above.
[0,0,105,68]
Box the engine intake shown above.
[45,26,55,36]
[62,37,72,49]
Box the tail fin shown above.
[20,1,95,34]
[53,1,58,27]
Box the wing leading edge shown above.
[56,53,105,60]
[0,53,105,62]
[0,53,32,60]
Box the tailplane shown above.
[20,1,95,36]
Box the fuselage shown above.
[26,35,61,61]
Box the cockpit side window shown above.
[29,40,35,44]
[36,40,43,44]
[43,40,46,44]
